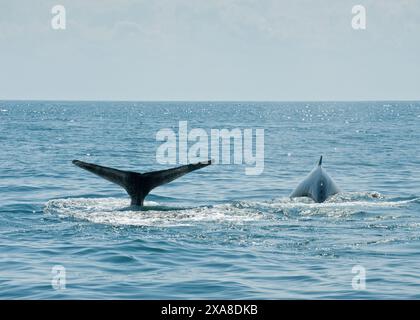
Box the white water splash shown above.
[44,193,418,226]
[230,192,419,218]
[248,192,418,209]
[44,198,264,227]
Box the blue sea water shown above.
[0,101,420,299]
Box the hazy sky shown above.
[1,0,419,101]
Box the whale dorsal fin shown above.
[72,160,212,206]
[318,156,323,166]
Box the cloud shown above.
[1,0,419,100]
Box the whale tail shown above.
[72,159,212,206]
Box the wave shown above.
[43,192,419,227]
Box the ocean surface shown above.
[1,101,420,299]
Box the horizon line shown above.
[1,98,420,103]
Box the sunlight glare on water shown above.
[1,101,420,299]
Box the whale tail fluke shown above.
[142,160,212,191]
[72,160,133,189]
[318,155,323,166]
[72,159,212,206]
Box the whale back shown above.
[290,156,340,203]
